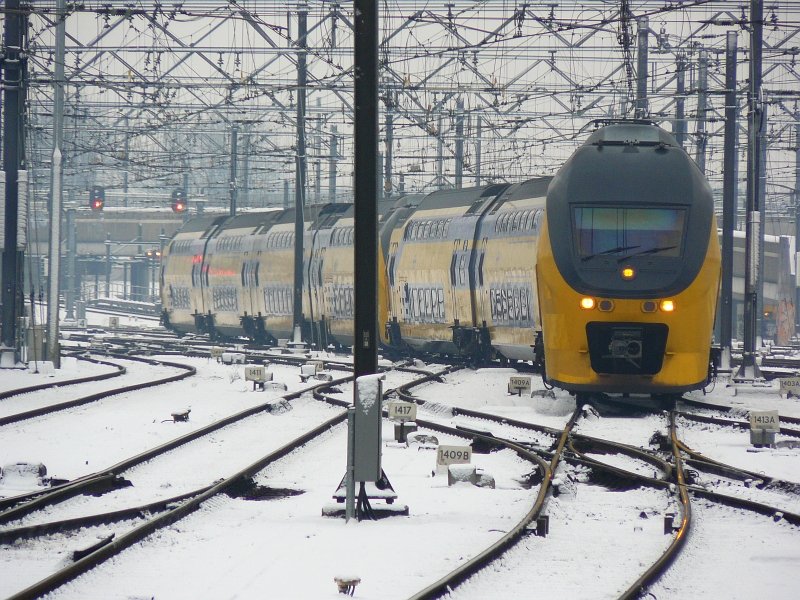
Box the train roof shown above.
[172,215,227,235]
[416,183,510,213]
[494,177,552,207]
[584,122,680,148]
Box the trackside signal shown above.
[171,189,187,213]
[89,186,105,211]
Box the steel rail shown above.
[0,353,124,401]
[617,411,692,599]
[0,354,195,428]
[0,372,351,524]
[5,411,348,600]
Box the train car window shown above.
[348,228,354,244]
[424,288,431,316]
[443,219,451,237]
[513,211,523,231]
[458,255,467,285]
[423,221,433,239]
[449,252,457,284]
[572,207,686,258]
[477,252,485,286]
[254,263,260,287]
[241,264,246,286]
[437,288,444,319]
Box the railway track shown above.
[387,372,800,599]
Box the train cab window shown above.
[573,207,686,259]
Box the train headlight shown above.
[660,299,676,312]
[620,266,636,280]
[580,297,596,310]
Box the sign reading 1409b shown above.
[436,445,472,466]
[749,410,780,432]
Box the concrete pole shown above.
[293,5,308,341]
[46,0,67,368]
[720,31,738,369]
[737,0,764,379]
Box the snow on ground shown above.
[3,344,800,599]
[649,498,800,599]
[0,355,115,393]
[411,367,576,430]
[0,357,312,488]
[43,423,537,600]
[446,479,674,600]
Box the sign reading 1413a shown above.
[749,410,780,432]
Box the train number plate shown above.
[436,445,472,466]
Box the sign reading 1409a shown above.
[749,410,780,432]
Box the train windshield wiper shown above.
[617,245,677,262]
[580,245,640,262]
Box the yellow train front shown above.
[536,122,721,400]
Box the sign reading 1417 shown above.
[388,401,417,422]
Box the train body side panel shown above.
[389,207,466,352]
[252,223,296,342]
[475,199,545,361]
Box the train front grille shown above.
[586,322,668,375]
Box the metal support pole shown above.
[329,125,338,203]
[385,98,393,198]
[635,17,649,120]
[46,0,67,368]
[293,5,308,342]
[737,0,764,380]
[695,49,708,174]
[475,116,482,186]
[229,125,238,217]
[720,31,738,369]
[353,0,379,378]
[1,0,26,364]
[436,114,444,189]
[757,103,767,343]
[795,120,800,326]
[675,53,687,148]
[65,207,76,320]
[123,115,129,207]
[345,406,356,522]
[454,98,464,188]
[284,179,290,209]
[315,98,322,204]
[105,234,111,298]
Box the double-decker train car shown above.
[161,121,723,400]
[536,122,721,401]
[384,179,549,362]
